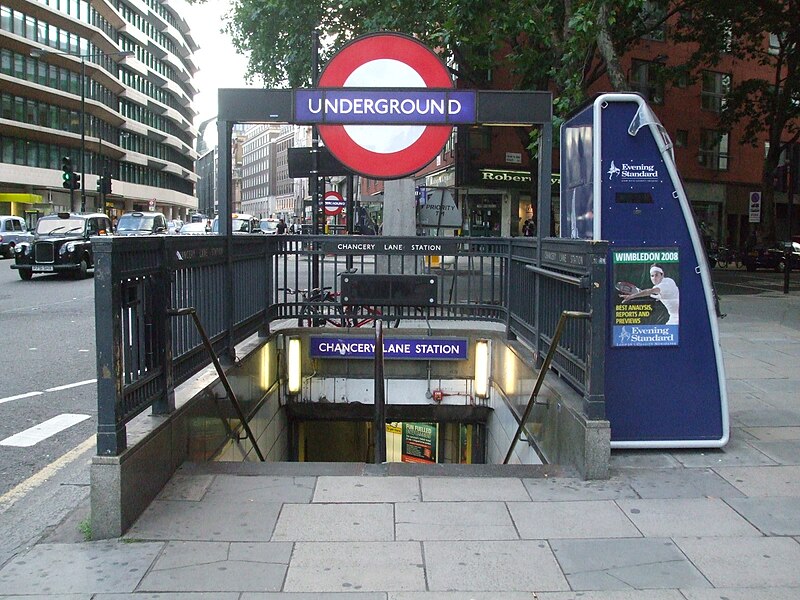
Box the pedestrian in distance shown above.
[276,218,287,234]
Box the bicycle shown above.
[279,285,398,328]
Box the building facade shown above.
[1,0,199,223]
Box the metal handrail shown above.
[167,307,265,461]
[503,310,591,464]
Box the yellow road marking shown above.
[0,434,95,512]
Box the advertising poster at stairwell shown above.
[401,423,438,463]
[612,248,680,347]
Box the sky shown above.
[180,1,253,145]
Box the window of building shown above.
[701,71,730,112]
[699,130,729,171]
[630,60,665,104]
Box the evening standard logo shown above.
[608,160,659,181]
[615,325,678,347]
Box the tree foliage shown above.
[189,0,675,117]
[672,0,800,239]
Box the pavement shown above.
[0,287,799,598]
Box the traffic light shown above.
[71,172,81,191]
[61,156,74,189]
[96,174,112,194]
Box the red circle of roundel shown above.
[318,33,453,180]
[323,191,345,215]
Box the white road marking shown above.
[0,413,91,447]
[0,378,96,404]
[0,391,43,405]
[45,379,96,392]
[0,434,95,513]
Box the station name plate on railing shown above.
[310,336,468,360]
[317,238,461,255]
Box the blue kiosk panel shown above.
[561,94,729,448]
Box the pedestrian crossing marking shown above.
[0,413,91,447]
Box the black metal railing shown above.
[94,234,607,455]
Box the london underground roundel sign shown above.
[317,33,454,180]
[323,190,345,216]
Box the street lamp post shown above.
[30,47,133,212]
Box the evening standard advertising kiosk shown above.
[561,93,729,448]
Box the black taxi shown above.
[11,212,113,280]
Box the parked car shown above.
[166,219,184,234]
[0,215,33,258]
[115,211,168,236]
[11,212,113,280]
[743,241,800,272]
[178,222,211,235]
[211,213,260,234]
[259,218,280,235]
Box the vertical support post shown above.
[311,30,321,288]
[583,245,607,419]
[373,320,386,463]
[535,120,553,362]
[784,144,797,295]
[217,117,236,362]
[153,238,175,414]
[94,238,126,455]
[346,174,354,269]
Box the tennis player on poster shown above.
[620,264,680,325]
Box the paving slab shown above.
[747,440,800,464]
[157,473,215,501]
[96,594,238,600]
[419,476,530,501]
[726,496,800,535]
[283,541,425,592]
[609,451,682,469]
[741,426,800,441]
[424,539,569,592]
[125,497,283,542]
[715,465,800,496]
[205,474,316,503]
[619,467,745,499]
[550,538,710,590]
[522,476,638,501]
[508,500,641,539]
[272,503,394,541]
[537,592,686,600]
[616,497,762,537]
[0,542,162,595]
[137,541,290,592]
[675,536,800,588]
[242,594,385,599]
[671,436,777,468]
[313,475,421,503]
[680,588,800,600]
[389,593,534,600]
[395,500,517,540]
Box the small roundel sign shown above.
[317,33,455,180]
[323,190,346,216]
